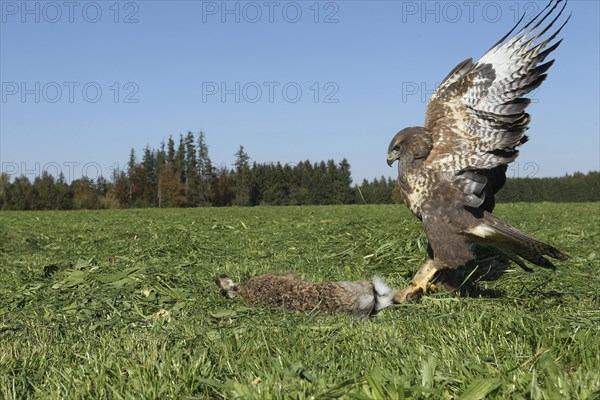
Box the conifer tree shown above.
[232,145,252,206]
[175,134,186,183]
[141,146,157,206]
[184,131,202,206]
[197,130,212,205]
[167,136,176,165]
[335,158,354,204]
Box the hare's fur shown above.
[215,273,399,318]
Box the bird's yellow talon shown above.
[394,260,440,303]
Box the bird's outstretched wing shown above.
[423,0,570,209]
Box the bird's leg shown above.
[394,260,439,303]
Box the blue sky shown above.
[1,0,598,184]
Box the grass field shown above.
[1,203,599,399]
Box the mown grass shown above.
[0,203,599,399]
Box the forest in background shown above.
[1,131,598,210]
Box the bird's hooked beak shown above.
[387,149,400,167]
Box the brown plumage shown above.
[214,273,400,318]
[386,1,570,301]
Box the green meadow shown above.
[1,203,599,399]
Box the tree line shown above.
[1,131,598,210]
[496,172,600,203]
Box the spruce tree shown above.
[167,136,176,165]
[335,158,354,204]
[141,146,157,206]
[232,145,252,206]
[197,130,212,205]
[184,131,201,206]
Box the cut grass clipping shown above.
[1,203,599,398]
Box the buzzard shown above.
[386,0,570,302]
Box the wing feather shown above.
[424,0,570,209]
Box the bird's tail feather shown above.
[467,213,568,271]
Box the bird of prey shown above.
[386,0,570,302]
